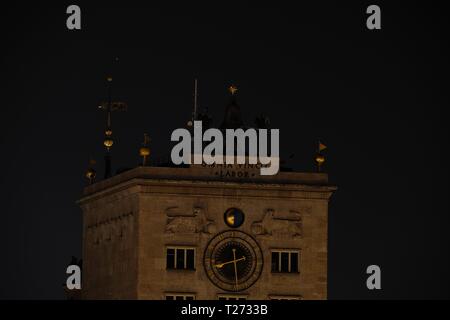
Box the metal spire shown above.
[188,78,199,127]
[194,78,198,122]
[97,62,127,179]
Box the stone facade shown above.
[77,164,336,300]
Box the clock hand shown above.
[232,249,238,288]
[214,257,246,268]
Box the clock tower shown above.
[78,164,335,300]
[77,85,336,300]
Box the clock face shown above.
[204,230,263,292]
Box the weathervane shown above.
[98,76,127,150]
[229,84,238,95]
[98,70,127,178]
[315,141,327,172]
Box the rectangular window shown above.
[186,249,195,270]
[271,249,300,273]
[271,252,279,272]
[176,249,185,269]
[165,293,196,300]
[269,295,302,300]
[291,252,299,273]
[217,295,247,300]
[280,252,289,272]
[166,247,195,270]
[167,249,175,269]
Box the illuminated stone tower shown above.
[78,84,336,300]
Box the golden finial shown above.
[139,133,151,166]
[85,158,97,184]
[103,128,114,150]
[315,141,327,172]
[228,84,238,95]
[315,154,325,172]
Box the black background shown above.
[0,1,448,299]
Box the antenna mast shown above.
[193,78,198,122]
[188,78,198,127]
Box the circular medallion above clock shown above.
[224,208,245,228]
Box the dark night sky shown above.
[1,1,449,299]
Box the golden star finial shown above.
[229,85,238,95]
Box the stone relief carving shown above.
[165,206,216,234]
[251,209,302,238]
[87,212,133,245]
